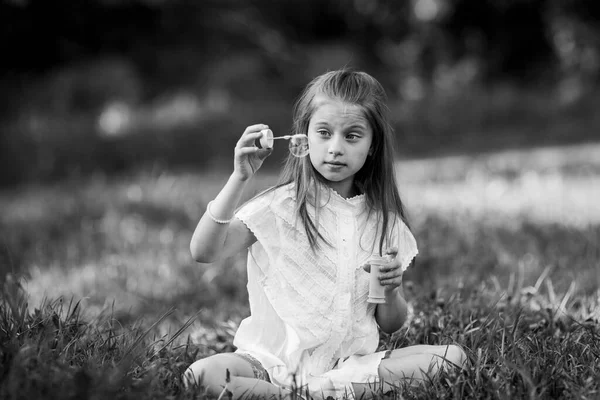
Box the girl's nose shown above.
[328,135,344,155]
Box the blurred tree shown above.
[1,0,599,186]
[439,0,557,83]
[2,0,599,89]
[0,0,159,74]
[549,0,600,101]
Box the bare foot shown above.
[304,375,336,400]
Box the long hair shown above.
[275,69,411,254]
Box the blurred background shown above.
[1,0,599,184]
[1,0,599,332]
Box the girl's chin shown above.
[314,169,355,186]
[318,173,349,183]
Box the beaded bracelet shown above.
[206,200,233,224]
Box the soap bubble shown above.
[289,134,309,157]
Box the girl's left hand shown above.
[362,247,403,293]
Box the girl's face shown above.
[307,95,373,198]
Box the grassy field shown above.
[1,142,599,399]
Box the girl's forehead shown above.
[310,95,367,121]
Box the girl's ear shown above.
[368,147,374,156]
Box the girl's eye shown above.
[346,134,360,140]
[317,129,330,137]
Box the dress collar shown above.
[284,181,366,212]
[317,182,365,211]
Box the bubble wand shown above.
[257,129,309,157]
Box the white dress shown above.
[233,183,418,397]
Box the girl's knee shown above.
[183,353,255,392]
[183,358,211,389]
[442,345,467,368]
[183,355,228,391]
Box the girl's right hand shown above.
[233,124,273,181]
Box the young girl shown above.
[184,70,467,399]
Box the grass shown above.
[1,142,599,399]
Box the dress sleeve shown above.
[235,190,278,247]
[395,218,418,271]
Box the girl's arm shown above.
[370,248,409,334]
[375,286,409,334]
[190,124,272,263]
[190,174,254,263]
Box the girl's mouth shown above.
[325,162,346,171]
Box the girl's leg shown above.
[352,344,467,398]
[377,344,467,390]
[183,353,291,399]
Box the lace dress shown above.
[233,183,418,397]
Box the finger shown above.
[243,124,269,135]
[385,247,398,257]
[237,131,266,149]
[378,262,400,273]
[380,277,402,286]
[256,147,273,160]
[237,147,260,156]
[237,124,269,147]
[379,270,402,280]
[379,265,401,276]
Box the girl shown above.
[184,70,467,399]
